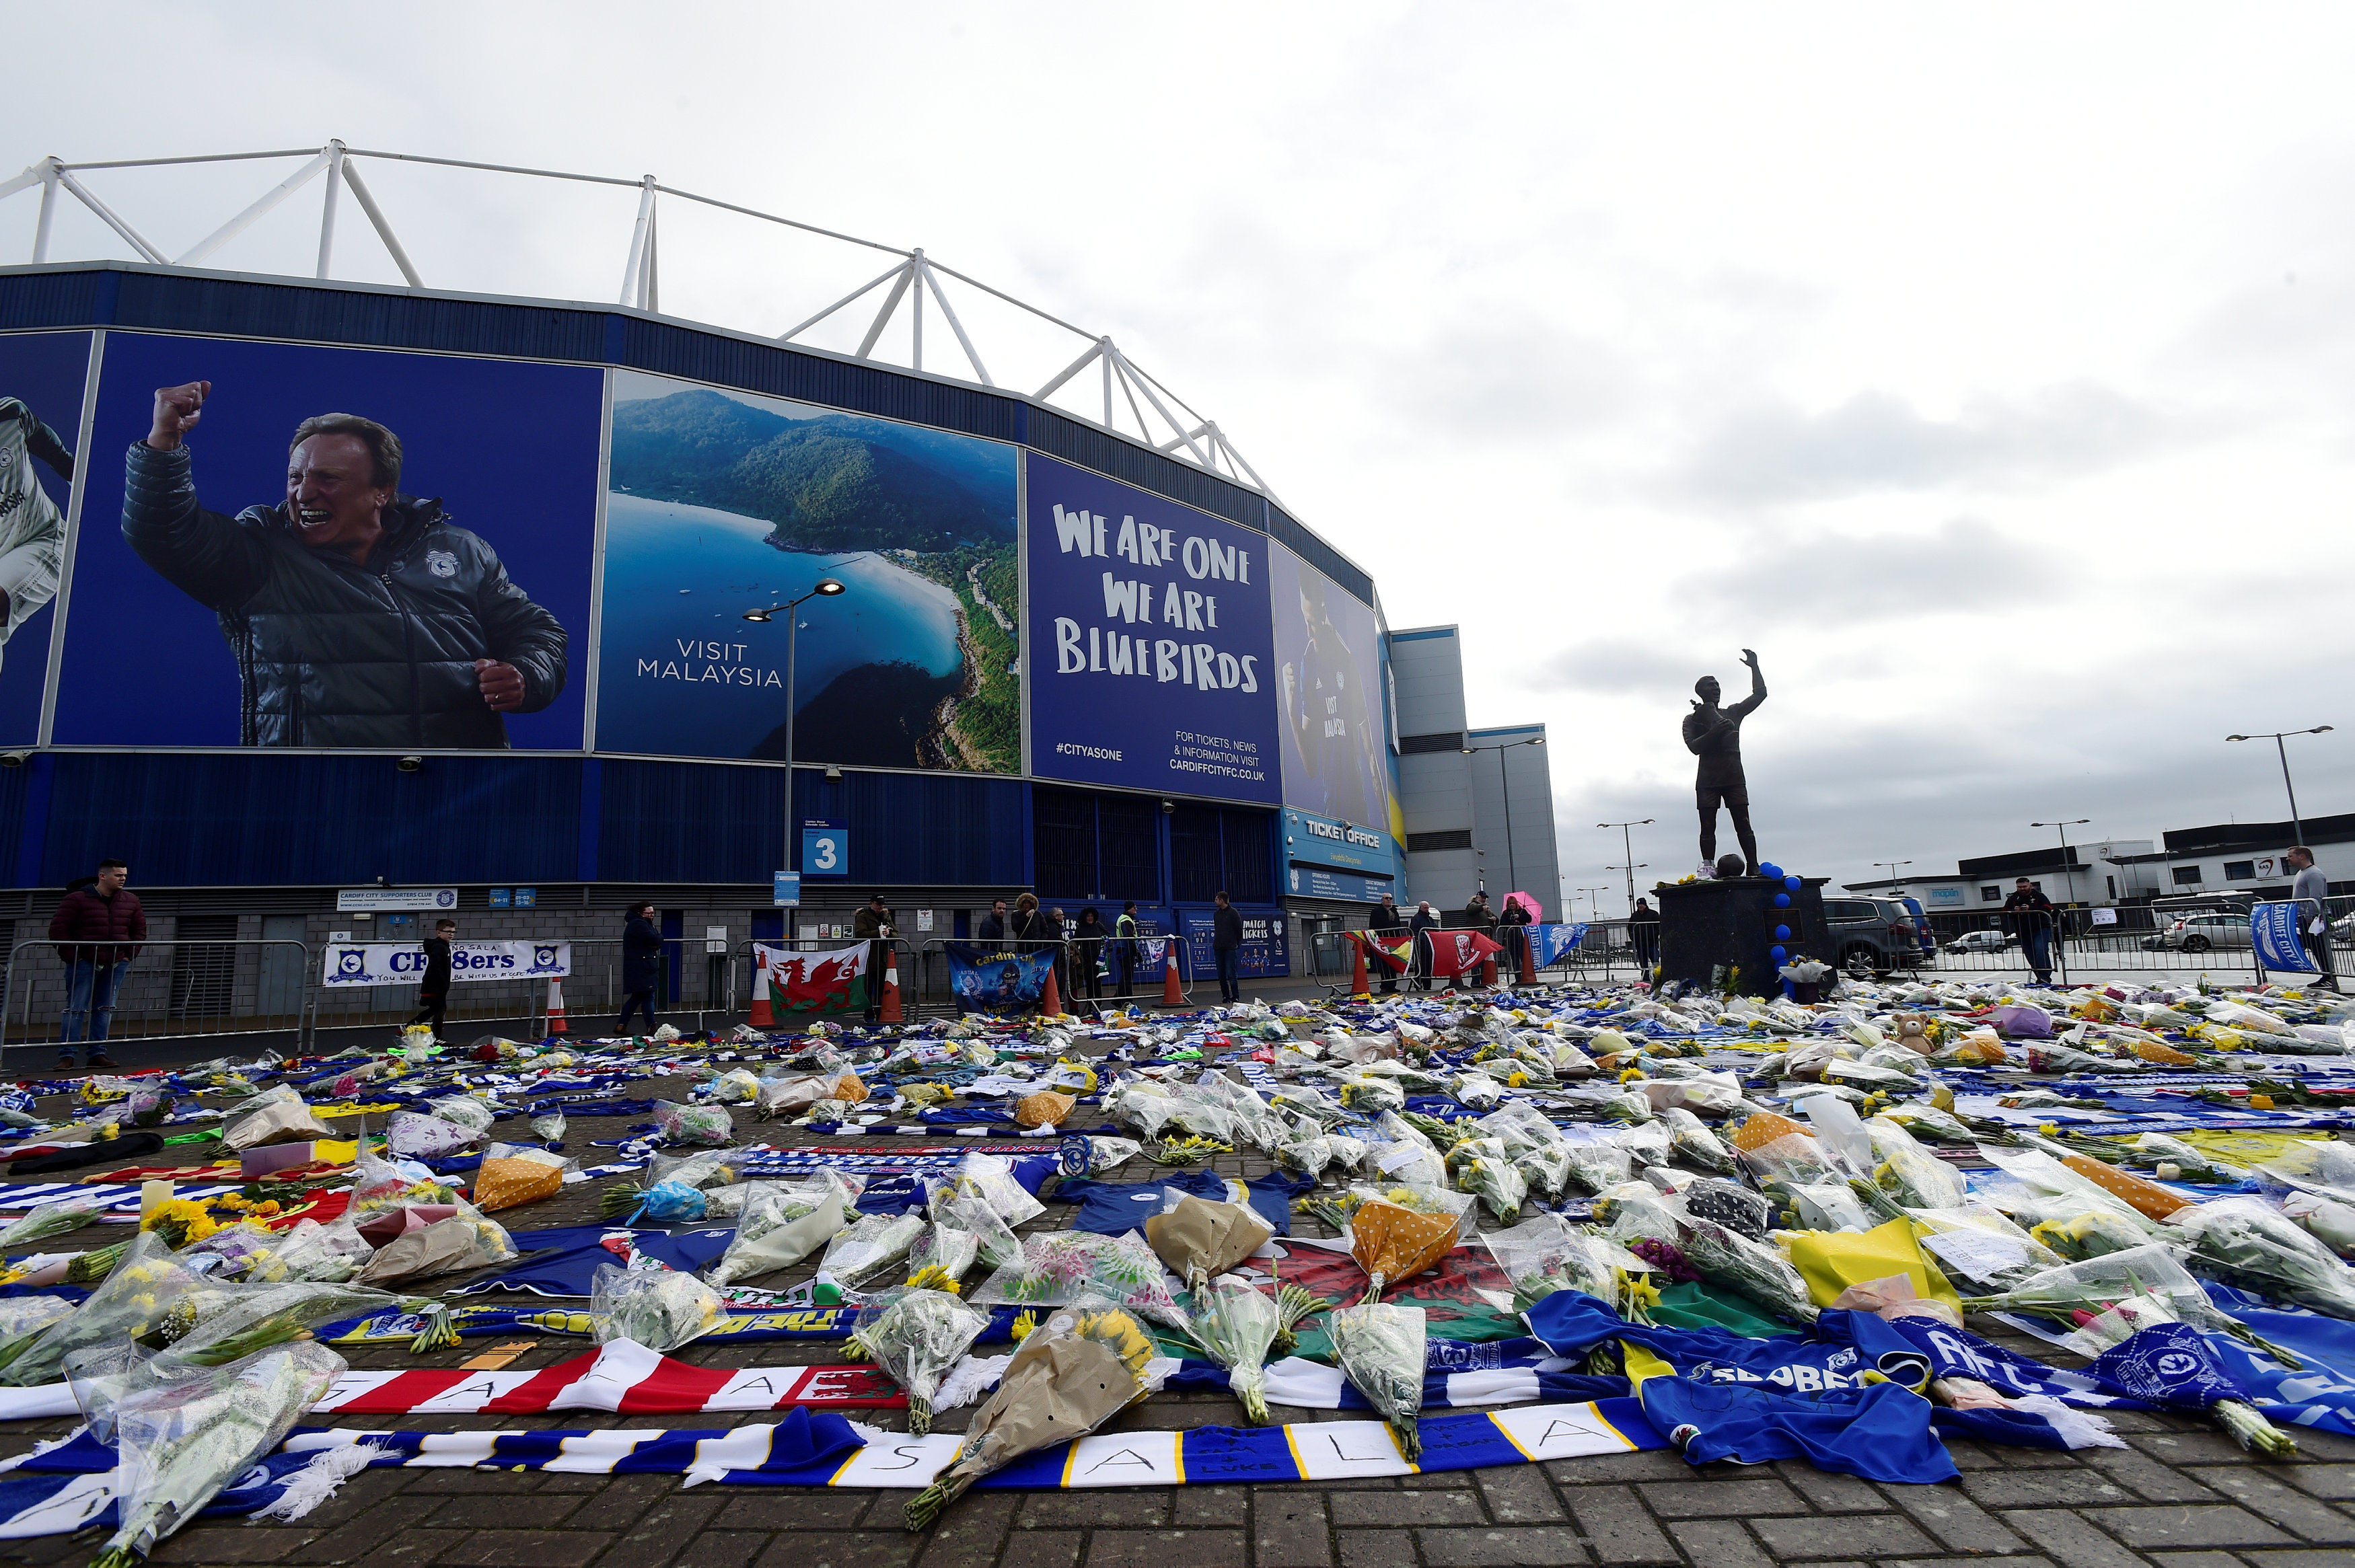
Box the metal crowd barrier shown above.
[2,936,316,1058]
[1310,921,1649,996]
[914,934,1193,1015]
[732,936,925,1026]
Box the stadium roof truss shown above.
[0,141,1281,502]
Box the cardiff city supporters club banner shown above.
[1529,924,1587,968]
[945,943,1058,1011]
[320,941,570,989]
[752,942,870,1017]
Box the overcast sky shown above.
[11,3,2352,907]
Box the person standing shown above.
[2002,877,2058,985]
[1113,901,1143,998]
[853,893,895,1024]
[1497,895,1532,986]
[2288,846,2339,992]
[1073,908,1109,1002]
[49,858,141,1069]
[976,897,1011,944]
[1212,891,1245,1004]
[1367,892,1406,994]
[407,918,456,1042]
[1629,897,1662,970]
[1409,899,1440,992]
[619,901,664,1035]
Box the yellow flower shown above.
[1009,1310,1039,1342]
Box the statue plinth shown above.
[1656,876,1829,998]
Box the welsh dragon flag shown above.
[1350,930,1413,974]
[753,942,870,1016]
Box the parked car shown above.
[1893,896,1936,959]
[2159,912,2253,954]
[1945,928,2013,955]
[1819,897,1927,978]
[2335,911,2355,949]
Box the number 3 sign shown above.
[801,819,849,878]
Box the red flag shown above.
[1424,930,1502,977]
[1350,930,1413,973]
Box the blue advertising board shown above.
[0,332,92,746]
[1284,805,1399,882]
[2253,902,2318,973]
[801,819,848,879]
[1180,907,1289,977]
[773,871,802,906]
[1287,864,1391,903]
[1024,453,1280,805]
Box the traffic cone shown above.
[1039,963,1062,1018]
[748,955,776,1029]
[1162,940,1184,1006]
[1480,950,1499,989]
[546,977,569,1036]
[1350,934,1369,996]
[879,948,904,1023]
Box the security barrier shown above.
[2,936,316,1057]
[915,935,1193,1015]
[735,937,923,1028]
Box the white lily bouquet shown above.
[591,1261,727,1353]
[1186,1276,1281,1423]
[1328,1302,1427,1460]
[703,1175,853,1288]
[851,1287,989,1435]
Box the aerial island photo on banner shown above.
[595,370,1019,772]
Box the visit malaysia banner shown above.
[1025,453,1281,804]
[945,942,1059,1011]
[320,941,570,988]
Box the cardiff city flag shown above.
[1425,930,1504,977]
[752,942,870,1016]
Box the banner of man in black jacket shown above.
[53,334,599,750]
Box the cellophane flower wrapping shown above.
[220,1086,334,1152]
[1143,1195,1272,1294]
[1445,1138,1529,1224]
[0,1296,73,1378]
[1680,1218,1819,1324]
[1866,1117,1964,1209]
[903,1299,1155,1530]
[386,1111,482,1162]
[1329,1302,1427,1460]
[705,1177,851,1287]
[91,1339,347,1568]
[947,1152,1045,1228]
[472,1144,570,1213]
[970,1231,1190,1327]
[1480,1215,1614,1312]
[2170,1197,2355,1319]
[819,1211,930,1292]
[0,1195,107,1250]
[654,1099,734,1146]
[0,1232,218,1387]
[1559,1141,1634,1196]
[1346,1187,1472,1302]
[1659,1108,1737,1174]
[904,1221,980,1288]
[1957,1240,2246,1332]
[259,1218,372,1284]
[1189,1276,1280,1423]
[592,1261,727,1352]
[933,1190,1022,1273]
[851,1287,988,1435]
[347,1151,458,1227]
[530,1112,567,1144]
[182,1220,285,1281]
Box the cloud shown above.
[1673,515,2061,625]
[1672,382,2181,503]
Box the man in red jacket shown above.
[48,858,143,1069]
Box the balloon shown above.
[1775,924,1792,941]
[1770,945,1788,963]
[1774,893,1791,908]
[1784,875,1801,891]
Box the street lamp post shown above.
[1463,737,1546,894]
[1607,862,1646,903]
[2226,726,2335,847]
[1577,885,1610,920]
[1599,818,1655,914]
[2029,819,2091,907]
[744,579,848,907]
[1872,860,1912,887]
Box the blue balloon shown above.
[1770,945,1788,963]
[1774,892,1791,908]
[1775,924,1792,941]
[1784,875,1801,891]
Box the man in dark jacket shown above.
[976,898,1011,944]
[1496,895,1533,985]
[407,918,456,1042]
[1367,892,1406,994]
[2002,878,2059,985]
[853,893,895,1023]
[1211,890,1245,1004]
[620,902,664,1035]
[48,858,141,1067]
[124,383,568,748]
[1410,899,1441,991]
[1629,897,1662,969]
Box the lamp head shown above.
[813,578,846,596]
[742,609,774,623]
[2226,734,2247,742]
[2315,725,2336,735]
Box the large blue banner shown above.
[0,332,90,745]
[1530,924,1589,967]
[1268,539,1393,831]
[2252,902,2318,973]
[1024,454,1280,804]
[945,942,1059,1011]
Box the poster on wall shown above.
[54,334,600,749]
[0,332,92,745]
[1268,540,1393,837]
[595,371,1019,770]
[1025,453,1280,805]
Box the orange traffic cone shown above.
[1480,950,1499,988]
[748,953,776,1028]
[546,977,569,1035]
[1350,934,1369,996]
[1162,940,1184,1006]
[879,948,904,1023]
[1039,963,1062,1018]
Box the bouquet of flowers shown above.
[0,1195,108,1250]
[1186,1275,1281,1423]
[2170,1197,2355,1320]
[599,1147,750,1221]
[704,1177,853,1287]
[1145,1195,1272,1296]
[1659,1108,1737,1174]
[1733,1111,1837,1185]
[817,1211,930,1294]
[971,1231,1188,1327]
[1328,1302,1427,1460]
[591,1261,727,1352]
[89,1339,347,1568]
[1680,1179,1774,1242]
[1617,1121,1673,1171]
[853,1287,989,1435]
[1480,1215,1614,1311]
[903,1300,1157,1530]
[530,1112,567,1144]
[933,1190,1023,1274]
[1867,1116,1965,1209]
[256,1218,373,1285]
[947,1151,1046,1228]
[0,1297,73,1379]
[0,1232,213,1387]
[1958,1241,2300,1364]
[1346,1186,1473,1303]
[654,1099,734,1146]
[1560,1142,1635,1196]
[1679,1218,1819,1324]
[1444,1137,1528,1224]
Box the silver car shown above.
[2161,912,2253,954]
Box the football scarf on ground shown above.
[1884,1316,2250,1417]
[1058,1169,1313,1238]
[752,942,871,1018]
[320,1302,1037,1347]
[0,1401,1671,1540]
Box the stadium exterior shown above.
[0,153,1556,1025]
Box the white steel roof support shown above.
[915,254,992,386]
[175,147,332,267]
[854,263,915,360]
[30,163,57,264]
[336,159,423,288]
[314,141,345,279]
[618,176,656,308]
[911,248,924,372]
[52,167,167,264]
